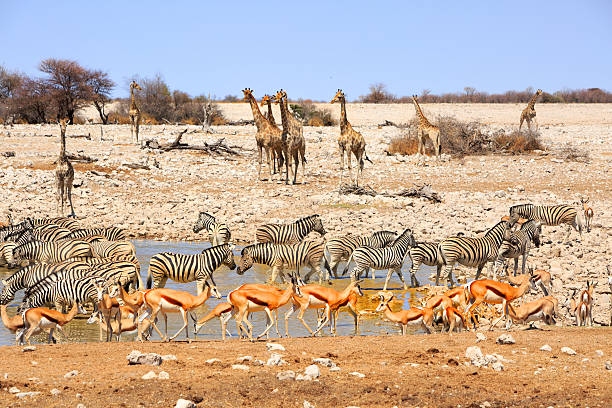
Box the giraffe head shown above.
[536,89,542,96]
[130,81,142,91]
[260,95,272,107]
[411,95,419,103]
[59,118,69,133]
[273,89,287,105]
[330,89,344,104]
[241,88,255,102]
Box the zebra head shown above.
[311,215,326,236]
[236,245,255,275]
[0,284,14,305]
[532,221,542,247]
[193,212,215,233]
[375,291,394,312]
[222,244,237,271]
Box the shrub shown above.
[387,135,419,155]
[289,100,336,126]
[359,83,395,103]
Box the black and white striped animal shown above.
[325,230,398,278]
[256,215,326,245]
[509,203,581,240]
[12,240,92,264]
[237,241,331,284]
[193,212,231,245]
[28,217,80,232]
[343,228,416,291]
[68,227,126,241]
[147,243,235,294]
[89,240,136,259]
[438,220,508,286]
[494,220,542,278]
[12,224,72,246]
[408,242,444,287]
[20,275,100,311]
[0,242,17,268]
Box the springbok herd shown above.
[0,196,604,344]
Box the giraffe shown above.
[330,89,370,186]
[275,89,307,184]
[519,89,543,134]
[241,88,285,181]
[411,95,441,159]
[261,94,283,174]
[129,80,142,143]
[55,119,76,218]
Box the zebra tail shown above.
[323,255,332,276]
[146,271,152,290]
[341,253,354,276]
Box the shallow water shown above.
[0,240,437,345]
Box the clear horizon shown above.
[2,1,611,100]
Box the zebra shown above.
[0,261,91,305]
[0,242,17,268]
[438,220,508,286]
[342,228,416,291]
[0,219,33,241]
[494,220,542,278]
[68,227,126,241]
[61,254,141,273]
[509,203,580,241]
[12,240,92,265]
[237,241,331,284]
[256,215,326,245]
[325,230,398,278]
[408,242,444,287]
[89,240,136,259]
[193,212,231,245]
[20,275,101,311]
[147,243,235,294]
[28,217,80,232]
[12,224,72,246]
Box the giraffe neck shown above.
[339,97,348,130]
[247,95,267,131]
[413,99,431,126]
[60,127,66,158]
[527,92,539,109]
[266,101,275,125]
[278,97,289,129]
[130,87,137,110]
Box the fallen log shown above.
[142,130,242,155]
[339,183,442,203]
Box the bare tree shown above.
[0,66,23,122]
[11,77,53,123]
[88,70,115,124]
[360,83,395,103]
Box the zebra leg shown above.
[351,267,364,283]
[475,264,485,281]
[395,267,407,290]
[313,305,330,336]
[409,260,421,288]
[444,264,456,287]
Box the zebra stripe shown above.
[21,275,100,311]
[509,204,577,227]
[325,230,397,276]
[13,240,92,264]
[69,227,127,241]
[344,228,416,290]
[237,240,330,284]
[408,242,443,287]
[147,243,235,294]
[193,212,231,245]
[494,220,542,277]
[89,240,136,258]
[0,262,90,305]
[256,215,326,244]
[28,217,80,232]
[0,242,17,267]
[13,224,72,246]
[438,220,508,285]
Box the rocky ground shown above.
[0,328,610,407]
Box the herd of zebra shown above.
[0,197,596,343]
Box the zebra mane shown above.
[485,221,509,237]
[509,203,533,214]
[391,228,413,246]
[297,214,319,223]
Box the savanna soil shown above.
[0,328,610,407]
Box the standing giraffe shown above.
[129,80,142,143]
[411,95,441,158]
[55,119,76,218]
[241,88,285,181]
[519,89,543,134]
[261,95,277,126]
[275,90,307,184]
[330,89,370,186]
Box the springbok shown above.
[227,273,302,341]
[464,276,533,330]
[581,197,593,232]
[93,281,122,342]
[17,302,85,345]
[140,280,221,342]
[442,306,466,335]
[375,291,433,335]
[505,266,552,296]
[1,305,24,338]
[288,280,363,337]
[494,296,557,329]
[194,302,234,339]
[425,294,453,324]
[88,305,153,337]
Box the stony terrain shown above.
[0,328,610,407]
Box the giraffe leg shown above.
[135,115,140,143]
[56,177,64,217]
[130,116,135,141]
[66,176,76,218]
[533,116,539,133]
[257,144,263,181]
[292,151,299,185]
[347,151,353,185]
[338,147,345,185]
[519,116,524,132]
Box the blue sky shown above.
[2,1,611,100]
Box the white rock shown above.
[161,354,177,361]
[481,401,492,408]
[304,364,321,378]
[266,353,286,366]
[231,364,250,371]
[330,366,341,372]
[595,350,604,357]
[496,334,515,345]
[266,342,285,352]
[276,370,295,381]
[158,371,170,379]
[540,344,552,352]
[64,370,79,378]
[9,386,20,394]
[465,346,485,367]
[296,374,313,381]
[475,333,486,343]
[237,355,253,362]
[127,350,162,366]
[491,361,504,371]
[313,357,336,367]
[205,358,221,364]
[76,404,86,408]
[561,347,577,356]
[349,372,365,378]
[605,361,612,370]
[174,399,196,408]
[15,392,41,398]
[304,400,316,408]
[21,346,36,352]
[484,355,498,365]
[50,388,61,396]
[141,371,157,380]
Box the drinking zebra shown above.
[256,215,326,245]
[193,212,231,245]
[147,243,235,294]
[343,228,416,290]
[20,275,101,311]
[13,240,92,264]
[408,242,443,287]
[494,220,542,278]
[68,227,127,241]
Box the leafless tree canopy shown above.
[359,83,396,103]
[88,70,115,124]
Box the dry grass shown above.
[387,135,420,155]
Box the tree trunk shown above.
[93,101,109,124]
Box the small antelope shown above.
[464,276,533,330]
[442,306,466,334]
[88,305,152,337]
[1,304,24,335]
[574,281,595,326]
[444,287,468,309]
[18,302,85,345]
[140,280,222,342]
[290,280,363,337]
[114,284,146,323]
[375,291,433,335]
[93,281,122,342]
[425,294,453,324]
[499,296,557,328]
[193,302,234,339]
[581,197,593,232]
[228,273,302,341]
